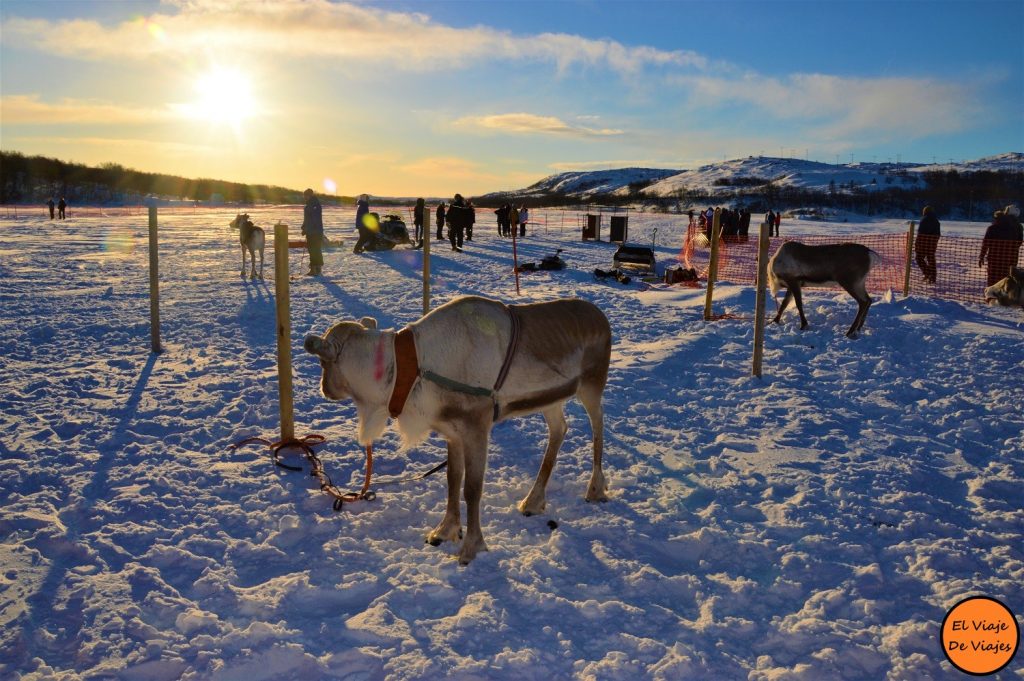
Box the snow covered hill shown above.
[494,152,1023,201]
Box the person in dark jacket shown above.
[466,200,475,241]
[353,194,373,254]
[915,206,941,283]
[980,204,1023,286]
[300,188,324,275]
[413,198,425,245]
[446,194,470,251]
[494,204,508,237]
[435,203,446,240]
[47,198,55,219]
[58,197,67,219]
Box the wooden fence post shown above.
[422,210,431,315]
[751,221,771,377]
[903,220,916,297]
[148,206,162,353]
[274,222,295,443]
[512,223,521,295]
[703,208,723,321]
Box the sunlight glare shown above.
[190,66,257,128]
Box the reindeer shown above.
[303,295,611,565]
[985,266,1024,307]
[768,241,881,338]
[229,213,265,279]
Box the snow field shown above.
[0,207,1021,680]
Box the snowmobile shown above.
[363,212,413,251]
[612,243,657,275]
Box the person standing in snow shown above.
[494,203,508,238]
[519,205,529,237]
[466,199,476,241]
[353,194,373,254]
[509,204,520,239]
[446,194,470,251]
[773,210,781,237]
[915,206,941,284]
[979,204,1023,287]
[300,188,324,276]
[58,197,67,219]
[435,202,446,240]
[413,198,425,246]
[47,198,55,219]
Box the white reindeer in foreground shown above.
[229,213,265,279]
[303,295,612,565]
[769,241,881,338]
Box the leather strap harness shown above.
[387,305,522,421]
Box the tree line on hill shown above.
[0,152,346,206]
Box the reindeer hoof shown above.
[426,537,442,547]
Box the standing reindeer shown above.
[230,213,265,279]
[304,295,611,565]
[769,241,881,338]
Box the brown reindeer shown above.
[304,295,611,565]
[769,241,881,338]
[229,213,265,279]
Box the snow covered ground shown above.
[1,207,1022,680]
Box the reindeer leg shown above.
[426,440,464,547]
[240,245,246,277]
[258,247,264,280]
[843,281,872,337]
[519,402,568,516]
[774,289,793,324]
[578,380,608,503]
[457,422,491,565]
[791,284,809,329]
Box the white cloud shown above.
[0,95,176,125]
[1,0,705,76]
[679,72,978,143]
[454,113,623,138]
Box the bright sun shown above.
[190,66,257,127]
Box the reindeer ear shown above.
[304,335,336,360]
[359,317,377,330]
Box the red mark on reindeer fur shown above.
[374,337,385,382]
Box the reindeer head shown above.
[304,317,379,400]
[229,213,250,230]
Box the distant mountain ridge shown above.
[481,152,1023,202]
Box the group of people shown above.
[909,203,1022,288]
[46,197,67,220]
[493,203,529,238]
[301,190,1023,289]
[691,206,779,241]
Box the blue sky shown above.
[1,0,1021,196]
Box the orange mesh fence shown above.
[908,235,1022,302]
[683,225,1022,306]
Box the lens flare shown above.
[143,19,166,42]
[362,213,380,232]
[102,228,136,254]
[323,178,337,194]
